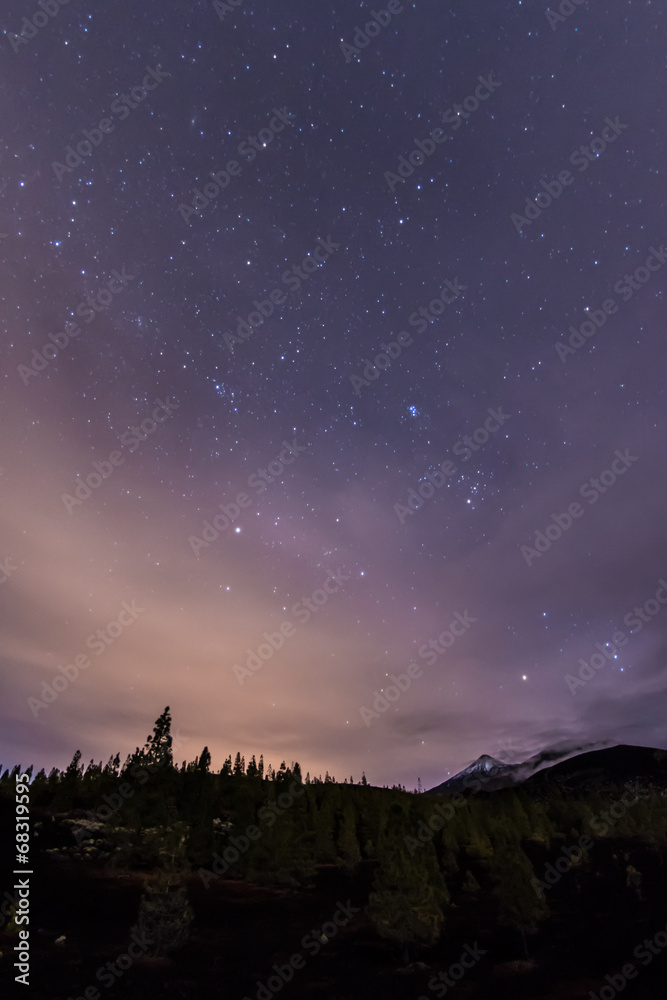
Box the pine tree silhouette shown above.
[367,803,448,963]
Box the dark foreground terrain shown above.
[3,729,667,999]
[2,843,666,1000]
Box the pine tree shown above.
[489,840,549,959]
[65,750,82,779]
[132,871,194,957]
[246,754,259,778]
[438,825,460,879]
[104,753,121,775]
[336,802,361,869]
[144,707,174,767]
[313,796,338,863]
[467,826,494,862]
[58,751,83,807]
[461,869,481,896]
[367,804,448,963]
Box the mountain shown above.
[427,743,667,796]
[426,753,520,795]
[521,744,667,795]
[426,744,590,794]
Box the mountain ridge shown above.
[426,742,667,795]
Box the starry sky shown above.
[2,0,666,789]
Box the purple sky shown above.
[1,0,666,789]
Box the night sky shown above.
[2,0,666,790]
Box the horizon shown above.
[7,726,667,795]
